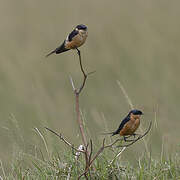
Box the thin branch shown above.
[76,48,87,94]
[75,93,88,147]
[75,48,95,95]
[84,143,89,165]
[89,138,105,166]
[89,139,93,164]
[69,48,95,179]
[87,70,96,76]
[104,138,123,148]
[76,48,86,79]
[45,127,85,153]
[109,147,126,165]
[70,48,95,152]
[68,48,89,149]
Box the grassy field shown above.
[0,0,180,179]
[2,148,180,179]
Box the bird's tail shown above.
[46,41,69,58]
[46,50,56,57]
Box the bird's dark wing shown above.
[68,29,78,41]
[112,116,130,136]
[55,40,70,54]
[45,41,69,57]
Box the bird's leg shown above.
[76,48,85,76]
[132,134,136,138]
[124,136,133,142]
[125,135,132,139]
[76,48,81,56]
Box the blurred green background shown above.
[0,0,180,169]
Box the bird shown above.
[46,24,88,57]
[105,109,143,141]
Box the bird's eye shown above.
[75,28,79,31]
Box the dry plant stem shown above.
[75,93,88,147]
[71,49,95,150]
[76,48,87,94]
[89,139,93,164]
[45,127,85,153]
[71,48,88,148]
[34,128,50,159]
[109,147,126,165]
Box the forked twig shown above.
[70,48,95,148]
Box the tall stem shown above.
[75,93,87,147]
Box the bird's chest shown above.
[67,33,87,49]
[120,118,140,136]
[129,118,140,131]
[75,33,87,44]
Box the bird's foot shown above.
[124,136,135,142]
[133,133,141,138]
[124,134,141,142]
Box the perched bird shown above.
[105,109,143,141]
[46,24,88,57]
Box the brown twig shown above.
[76,48,87,94]
[70,49,95,179]
[89,139,93,164]
[45,127,85,153]
[70,48,90,148]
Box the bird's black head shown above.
[76,24,87,30]
[129,109,143,115]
